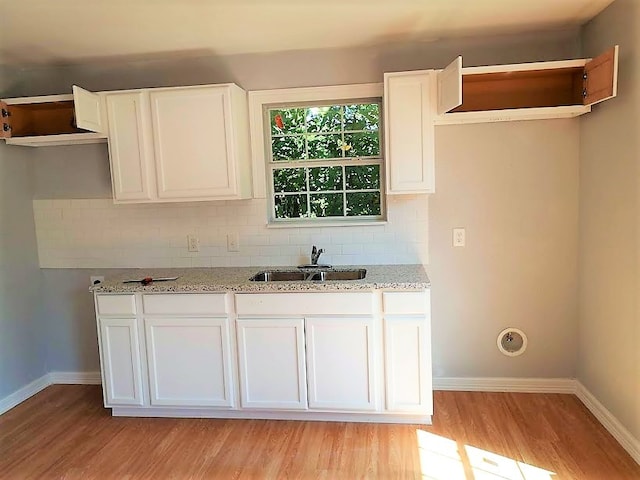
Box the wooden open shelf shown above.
[453,67,585,112]
[2,100,88,137]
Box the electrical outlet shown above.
[187,234,199,252]
[453,228,466,247]
[90,275,104,286]
[227,232,240,252]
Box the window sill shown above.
[266,219,387,229]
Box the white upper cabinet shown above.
[384,71,436,194]
[150,88,238,199]
[0,90,108,147]
[105,84,252,203]
[106,92,154,201]
[436,45,620,125]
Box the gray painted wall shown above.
[579,0,640,442]
[431,120,579,378]
[40,269,102,372]
[8,29,583,380]
[0,143,47,398]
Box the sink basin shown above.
[249,271,307,282]
[249,269,367,282]
[308,269,367,281]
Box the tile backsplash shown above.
[33,196,428,268]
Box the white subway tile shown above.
[33,197,429,269]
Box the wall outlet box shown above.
[187,234,199,252]
[227,232,240,252]
[453,228,466,247]
[90,275,104,286]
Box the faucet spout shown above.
[311,245,324,265]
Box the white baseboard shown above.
[49,371,102,385]
[432,376,639,466]
[0,371,102,416]
[433,376,576,393]
[2,373,637,465]
[0,374,51,416]
[575,381,640,465]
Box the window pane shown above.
[272,136,305,161]
[344,104,379,131]
[270,108,305,135]
[274,168,306,192]
[306,134,342,159]
[343,132,380,157]
[309,166,342,191]
[306,106,342,133]
[346,192,381,216]
[275,194,308,219]
[345,165,380,190]
[310,193,344,217]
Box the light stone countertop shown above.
[90,265,430,293]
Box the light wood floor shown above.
[1,386,638,479]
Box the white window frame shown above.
[248,85,385,225]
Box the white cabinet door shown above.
[384,316,432,414]
[98,317,144,406]
[145,317,233,407]
[583,45,619,106]
[72,85,105,133]
[106,92,154,201]
[437,56,463,114]
[236,318,307,410]
[150,87,238,199]
[305,317,377,411]
[384,72,435,194]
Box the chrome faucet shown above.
[310,245,324,265]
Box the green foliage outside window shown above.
[269,102,383,221]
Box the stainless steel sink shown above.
[249,268,367,282]
[249,271,307,282]
[307,269,367,281]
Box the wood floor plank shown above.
[0,386,638,479]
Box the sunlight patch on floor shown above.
[416,430,556,480]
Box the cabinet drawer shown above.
[236,292,373,316]
[96,294,136,316]
[142,294,226,315]
[383,291,429,314]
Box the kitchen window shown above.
[264,100,385,224]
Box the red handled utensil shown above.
[123,276,179,285]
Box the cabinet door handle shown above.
[1,108,9,118]
[3,123,11,132]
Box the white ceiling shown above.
[0,0,615,66]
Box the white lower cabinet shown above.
[98,317,144,406]
[144,317,234,407]
[95,289,431,422]
[384,316,432,413]
[305,317,377,411]
[236,318,307,409]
